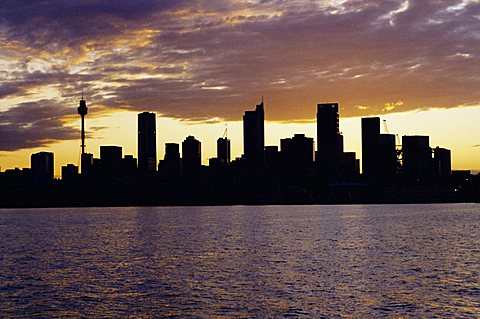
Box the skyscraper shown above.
[280,134,315,168]
[316,103,343,174]
[361,117,380,179]
[138,112,157,172]
[31,151,54,184]
[182,136,201,177]
[402,135,432,180]
[217,137,231,164]
[100,145,123,179]
[159,143,182,179]
[433,147,451,178]
[243,100,265,163]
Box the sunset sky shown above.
[1,0,479,176]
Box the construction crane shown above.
[222,123,228,139]
[383,119,401,145]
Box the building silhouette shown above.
[280,134,314,168]
[316,103,343,177]
[159,143,182,179]
[361,117,380,180]
[361,118,398,182]
[100,146,123,179]
[31,152,54,185]
[402,136,431,180]
[62,164,78,182]
[433,147,451,178]
[243,100,265,163]
[182,136,201,177]
[138,112,157,172]
[378,134,397,179]
[217,137,231,164]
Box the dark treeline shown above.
[1,100,479,208]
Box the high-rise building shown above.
[361,117,380,179]
[217,137,231,164]
[378,134,397,179]
[280,134,315,168]
[61,164,78,182]
[31,152,54,184]
[100,146,123,178]
[316,103,343,174]
[159,143,182,179]
[182,136,201,177]
[81,153,93,176]
[138,112,157,172]
[243,100,265,163]
[433,147,451,178]
[402,136,432,180]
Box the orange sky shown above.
[0,0,479,174]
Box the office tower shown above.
[378,134,397,178]
[402,136,432,179]
[61,164,78,182]
[280,134,315,167]
[361,117,380,179]
[31,152,54,184]
[243,100,265,163]
[138,112,157,172]
[182,136,201,177]
[122,155,137,175]
[77,94,88,173]
[81,153,93,176]
[100,146,123,178]
[159,143,182,179]
[433,147,451,178]
[317,103,343,175]
[217,137,231,164]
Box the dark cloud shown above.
[0,100,78,151]
[0,0,479,150]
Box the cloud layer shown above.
[1,0,479,150]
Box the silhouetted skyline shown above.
[1,97,478,207]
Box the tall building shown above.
[280,134,315,168]
[378,134,397,179]
[243,100,265,163]
[62,164,78,182]
[316,103,343,174]
[182,136,201,177]
[402,136,432,180]
[433,147,451,178]
[138,112,157,172]
[100,146,123,178]
[159,143,181,179]
[361,117,380,179]
[217,137,231,164]
[31,152,54,184]
[81,153,93,176]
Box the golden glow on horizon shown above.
[1,106,479,178]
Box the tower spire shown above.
[77,92,88,156]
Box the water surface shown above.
[1,204,479,318]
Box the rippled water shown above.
[1,204,479,318]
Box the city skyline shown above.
[0,1,479,175]
[2,98,478,207]
[1,102,480,177]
